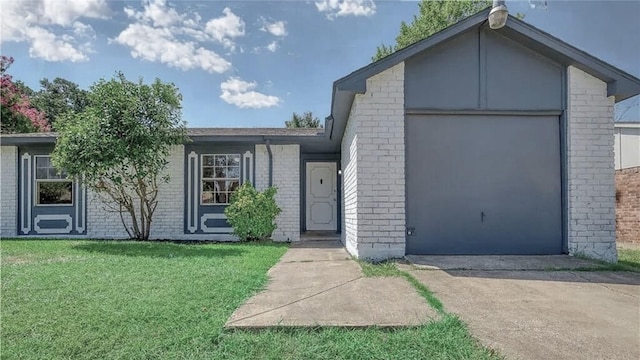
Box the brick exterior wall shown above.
[1,146,18,238]
[567,66,617,262]
[255,144,300,242]
[341,100,359,256]
[86,145,185,239]
[340,62,405,260]
[616,167,640,243]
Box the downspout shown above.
[265,139,273,187]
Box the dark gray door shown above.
[405,115,562,255]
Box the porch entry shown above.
[305,162,337,231]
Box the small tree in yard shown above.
[285,111,322,128]
[225,183,281,241]
[52,72,186,240]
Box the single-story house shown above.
[2,10,640,262]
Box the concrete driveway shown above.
[405,264,640,360]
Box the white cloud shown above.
[0,0,110,62]
[220,77,281,109]
[266,41,279,52]
[113,23,231,74]
[25,26,89,62]
[40,0,110,26]
[260,19,287,37]
[72,21,96,38]
[124,0,183,27]
[315,0,376,19]
[115,1,236,73]
[204,7,245,51]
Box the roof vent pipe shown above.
[488,0,509,29]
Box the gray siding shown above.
[183,144,254,235]
[405,29,563,110]
[18,146,86,236]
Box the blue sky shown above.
[1,0,639,127]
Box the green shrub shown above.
[224,183,281,241]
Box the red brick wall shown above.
[616,167,640,243]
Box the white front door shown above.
[306,162,337,231]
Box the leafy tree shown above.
[52,72,187,240]
[0,56,49,133]
[373,0,491,61]
[285,111,323,128]
[31,78,89,129]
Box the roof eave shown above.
[187,134,327,144]
[1,137,56,146]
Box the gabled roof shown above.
[326,8,640,145]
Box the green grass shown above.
[2,240,501,360]
[570,248,640,272]
[358,259,401,277]
[359,260,444,312]
[618,248,640,269]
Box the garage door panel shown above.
[406,115,562,255]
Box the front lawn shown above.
[1,240,499,359]
[618,248,640,269]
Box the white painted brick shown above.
[341,62,406,260]
[567,66,617,262]
[1,146,18,238]
[255,144,300,242]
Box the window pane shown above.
[200,154,241,205]
[214,167,226,178]
[36,157,50,169]
[36,168,48,179]
[48,168,60,179]
[227,166,239,179]
[202,191,214,204]
[215,155,226,166]
[37,181,72,205]
[202,181,215,191]
[203,156,214,166]
[215,192,228,204]
[228,181,240,192]
[215,180,227,191]
[202,167,214,178]
[228,156,240,166]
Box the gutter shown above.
[265,139,273,187]
[324,115,334,140]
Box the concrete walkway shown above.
[402,260,640,360]
[225,240,437,328]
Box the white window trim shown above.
[33,155,74,207]
[200,153,241,206]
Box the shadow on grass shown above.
[618,259,640,270]
[72,241,247,259]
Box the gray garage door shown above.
[405,115,562,255]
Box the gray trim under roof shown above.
[0,128,328,147]
[328,8,640,144]
[188,128,322,137]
